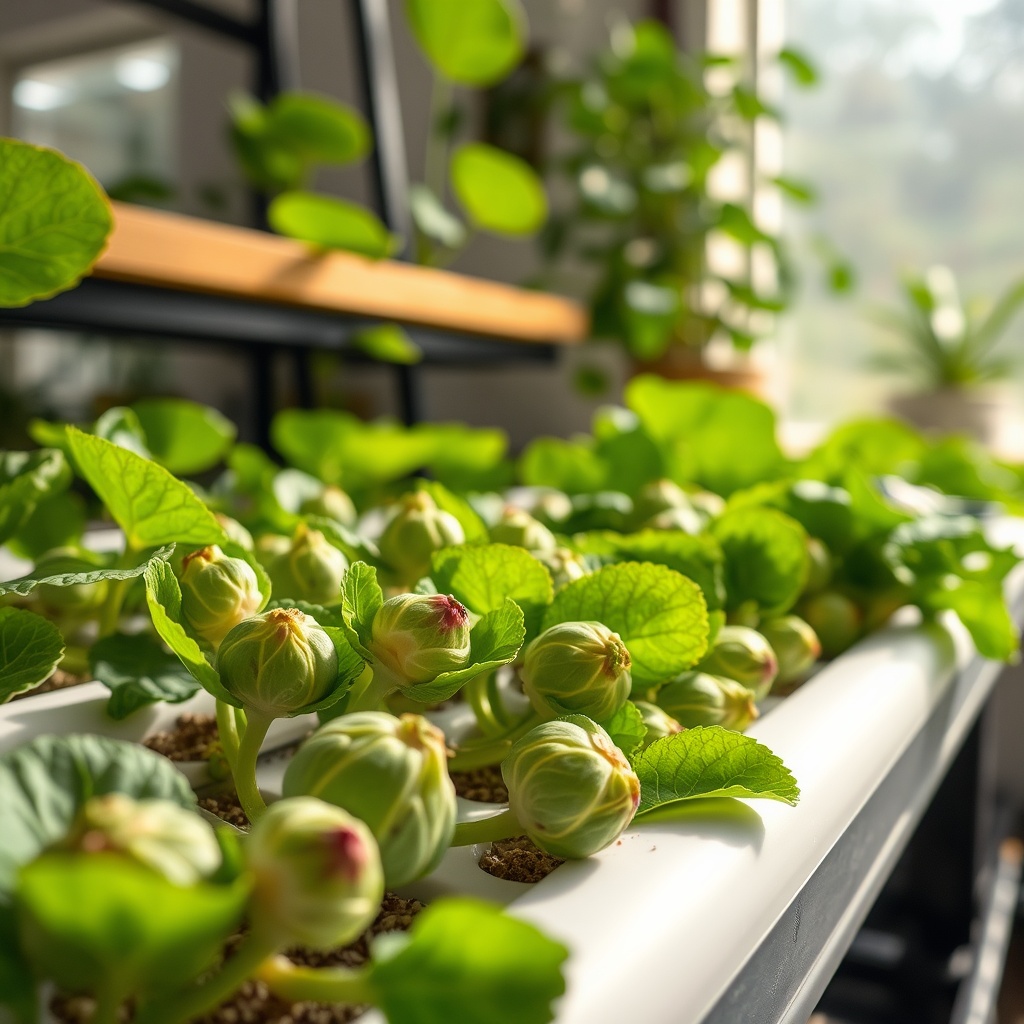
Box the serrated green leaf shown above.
[405,598,525,703]
[0,138,113,308]
[0,608,65,703]
[0,448,70,547]
[340,561,384,658]
[431,543,553,641]
[451,143,547,237]
[144,558,238,706]
[633,726,800,812]
[0,544,174,598]
[712,508,809,617]
[131,398,236,475]
[66,427,226,551]
[542,562,709,688]
[89,632,201,720]
[598,701,646,758]
[369,897,567,1024]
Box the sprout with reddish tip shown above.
[179,544,263,649]
[761,615,821,690]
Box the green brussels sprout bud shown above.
[33,548,109,615]
[489,507,558,554]
[254,532,291,570]
[179,545,263,648]
[300,485,357,527]
[697,625,778,701]
[804,537,833,595]
[57,793,222,886]
[502,716,640,859]
[217,607,338,716]
[632,700,683,749]
[655,671,758,731]
[531,489,573,528]
[644,505,704,534]
[283,712,456,887]
[537,546,590,590]
[521,621,632,721]
[632,478,692,524]
[760,615,821,688]
[369,593,471,686]
[379,491,465,585]
[267,523,348,606]
[246,796,383,950]
[799,590,862,658]
[215,512,255,551]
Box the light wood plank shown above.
[92,203,587,344]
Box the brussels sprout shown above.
[502,716,640,859]
[489,507,558,554]
[283,712,456,887]
[217,607,338,717]
[632,700,683,749]
[799,590,862,658]
[697,625,778,701]
[300,484,357,527]
[58,793,222,886]
[655,671,758,731]
[179,545,263,648]
[369,592,471,686]
[254,532,291,570]
[246,797,383,950]
[536,546,590,589]
[215,512,255,551]
[760,615,821,688]
[267,523,348,606]
[631,478,692,525]
[521,621,631,722]
[32,548,109,615]
[805,537,833,595]
[378,491,465,585]
[643,505,704,534]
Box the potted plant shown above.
[872,265,1024,446]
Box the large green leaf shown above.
[451,143,547,236]
[266,92,370,165]
[0,608,65,703]
[131,398,236,475]
[66,427,225,551]
[370,898,567,1024]
[519,436,607,494]
[0,544,173,598]
[89,632,201,720]
[0,448,70,547]
[269,192,396,258]
[7,490,86,561]
[633,726,800,812]
[0,138,112,307]
[404,0,525,86]
[542,561,709,688]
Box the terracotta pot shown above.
[630,347,768,397]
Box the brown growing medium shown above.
[50,894,425,1024]
[11,668,88,702]
[450,764,508,803]
[144,713,220,761]
[198,789,250,830]
[478,836,564,883]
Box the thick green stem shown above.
[97,546,140,638]
[447,710,541,773]
[257,955,377,1005]
[345,666,397,713]
[464,673,505,737]
[451,807,521,847]
[233,710,273,823]
[135,929,279,1024]
[215,700,241,770]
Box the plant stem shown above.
[464,672,506,737]
[97,546,139,638]
[447,710,541,773]
[215,699,241,770]
[257,955,377,1005]
[232,710,273,823]
[345,666,396,713]
[451,807,522,847]
[135,929,279,1024]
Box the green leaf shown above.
[519,436,607,494]
[404,0,525,86]
[0,544,173,598]
[302,515,382,568]
[265,92,370,165]
[0,909,33,1024]
[0,733,196,900]
[409,184,467,249]
[432,543,553,640]
[340,561,385,658]
[777,47,819,86]
[450,143,547,237]
[599,701,647,758]
[633,726,800,813]
[801,418,926,485]
[415,423,511,494]
[370,897,567,1024]
[0,138,112,308]
[269,192,396,258]
[0,448,71,547]
[144,558,237,706]
[66,427,226,551]
[416,480,489,543]
[771,175,817,203]
[542,562,709,688]
[89,632,201,720]
[405,598,525,703]
[8,489,86,561]
[927,579,1019,662]
[92,406,150,457]
[295,627,369,717]
[131,398,236,475]
[0,608,65,703]
[354,324,423,365]
[712,508,809,617]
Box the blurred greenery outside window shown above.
[777,0,1024,431]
